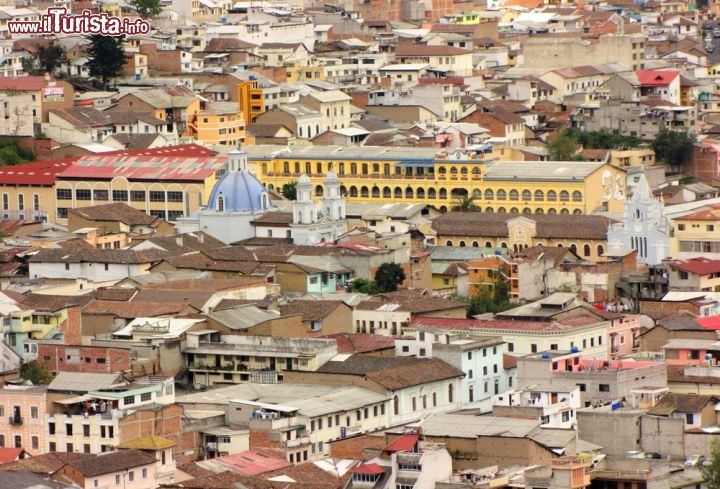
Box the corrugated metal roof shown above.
[48,372,124,393]
[420,413,540,438]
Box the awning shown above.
[54,394,92,405]
[396,161,434,168]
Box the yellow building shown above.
[609,148,655,167]
[246,145,630,214]
[192,102,246,146]
[237,79,265,124]
[669,203,720,258]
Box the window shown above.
[448,384,454,403]
[508,343,514,352]
[112,190,128,201]
[130,190,146,202]
[30,406,38,419]
[31,436,38,450]
[401,346,409,352]
[686,413,694,424]
[149,191,165,202]
[49,422,55,435]
[468,369,473,379]
[531,344,538,353]
[599,384,610,392]
[33,194,39,211]
[128,471,134,482]
[56,189,71,200]
[116,475,121,485]
[142,468,148,479]
[75,189,91,200]
[577,383,586,391]
[124,395,135,405]
[167,191,183,202]
[94,190,109,201]
[419,348,426,356]
[66,424,73,435]
[140,392,152,402]
[83,425,90,437]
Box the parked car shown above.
[644,452,662,459]
[684,454,704,467]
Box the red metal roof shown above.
[213,450,292,476]
[0,145,219,186]
[669,257,720,276]
[0,447,25,463]
[637,70,680,86]
[0,76,47,91]
[59,154,227,182]
[0,158,76,185]
[385,433,419,453]
[351,463,385,475]
[694,316,720,330]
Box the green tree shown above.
[129,0,162,18]
[281,181,298,200]
[0,142,33,165]
[21,56,38,75]
[451,196,480,212]
[374,262,406,293]
[85,34,126,89]
[37,41,65,74]
[461,267,518,317]
[546,130,583,160]
[652,128,695,173]
[700,439,720,489]
[566,129,641,149]
[348,278,379,294]
[20,361,53,385]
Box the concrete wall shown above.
[577,408,642,456]
[640,415,685,459]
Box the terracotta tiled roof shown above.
[319,333,395,354]
[135,232,225,254]
[395,44,471,56]
[0,451,91,474]
[205,38,257,51]
[315,356,464,390]
[28,248,166,265]
[68,203,163,227]
[355,290,465,314]
[503,354,518,370]
[138,278,264,292]
[0,448,26,463]
[68,449,157,477]
[9,292,94,312]
[116,435,176,450]
[648,392,717,415]
[432,212,612,240]
[82,299,192,318]
[92,287,137,301]
[278,299,348,322]
[667,364,720,385]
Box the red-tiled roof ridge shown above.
[669,257,720,276]
[351,462,385,475]
[385,433,419,453]
[636,69,680,86]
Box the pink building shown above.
[609,314,642,358]
[0,385,47,455]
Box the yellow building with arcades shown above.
[245,145,629,215]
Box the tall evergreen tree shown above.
[85,35,126,89]
[129,0,162,19]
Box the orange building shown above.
[237,78,265,124]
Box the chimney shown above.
[176,235,183,248]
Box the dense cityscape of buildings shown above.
[1,0,720,488]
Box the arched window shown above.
[294,162,300,173]
[497,207,506,213]
[547,190,557,201]
[485,241,492,247]
[572,190,582,202]
[446,240,453,246]
[570,243,577,253]
[509,190,519,201]
[459,241,466,247]
[472,241,479,247]
[583,244,591,257]
[497,189,507,200]
[485,207,493,213]
[461,167,468,175]
[573,209,582,215]
[523,207,532,214]
[351,163,357,174]
[438,166,446,174]
[472,167,481,175]
[597,244,604,256]
[361,186,369,198]
[428,188,436,199]
[340,185,347,196]
[349,186,358,197]
[547,208,557,214]
[317,162,323,174]
[501,242,508,248]
[417,188,425,199]
[522,190,532,201]
[315,185,324,197]
[394,187,402,198]
[405,187,414,199]
[338,163,345,175]
[485,189,494,200]
[560,208,570,215]
[362,163,368,174]
[372,186,380,198]
[383,187,391,198]
[305,162,311,174]
[448,384,454,403]
[450,167,458,175]
[535,208,544,214]
[217,194,225,212]
[560,190,570,202]
[439,188,447,199]
[472,189,482,199]
[510,207,519,213]
[534,190,544,201]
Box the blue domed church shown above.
[177,145,273,244]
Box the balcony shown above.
[8,416,22,426]
[283,435,310,448]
